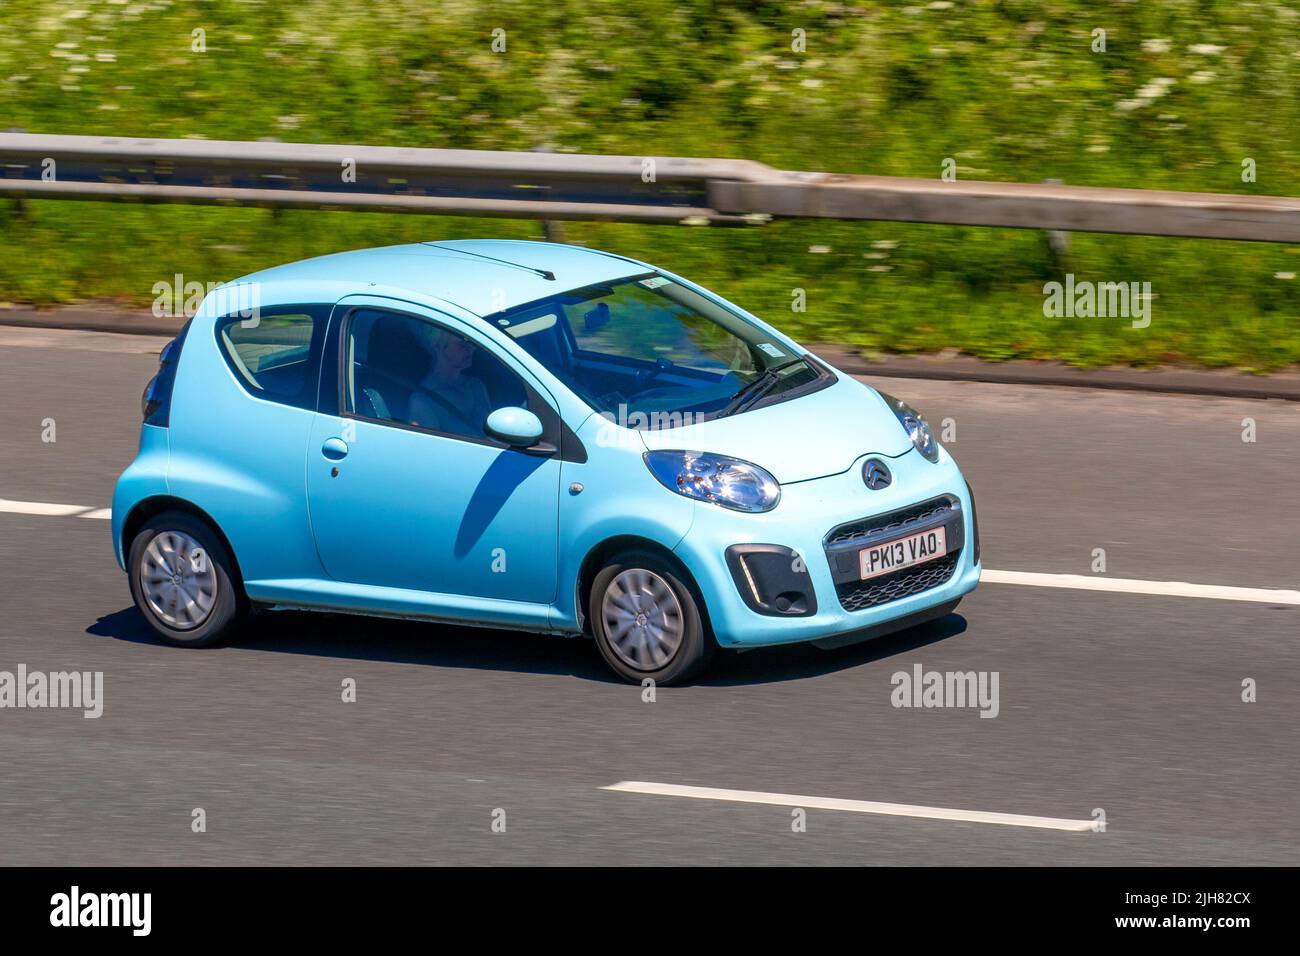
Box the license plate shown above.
[859,526,947,580]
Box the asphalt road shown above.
[0,325,1296,865]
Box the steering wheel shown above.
[633,356,674,394]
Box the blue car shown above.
[113,240,981,683]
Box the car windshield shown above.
[485,273,823,428]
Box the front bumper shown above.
[673,446,981,648]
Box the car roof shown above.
[231,240,651,317]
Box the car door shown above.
[168,303,332,587]
[306,297,562,608]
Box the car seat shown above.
[359,315,430,422]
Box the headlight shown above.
[643,450,781,513]
[877,391,939,463]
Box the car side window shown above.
[345,308,533,443]
[216,308,326,410]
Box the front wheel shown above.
[589,550,714,684]
[127,511,245,647]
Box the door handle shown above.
[321,437,349,461]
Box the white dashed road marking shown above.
[602,781,1095,832]
[0,497,109,519]
[982,569,1300,606]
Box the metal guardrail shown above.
[2,133,1298,242]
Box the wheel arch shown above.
[575,534,714,641]
[121,495,245,589]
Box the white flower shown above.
[1275,272,1296,280]
[1141,38,1171,53]
[872,240,898,250]
[1135,77,1176,100]
[1189,71,1216,83]
[1189,44,1225,55]
[808,245,832,254]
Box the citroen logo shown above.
[862,458,892,490]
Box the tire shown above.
[127,511,245,648]
[589,550,715,684]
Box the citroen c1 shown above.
[113,240,981,684]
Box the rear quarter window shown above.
[216,308,328,410]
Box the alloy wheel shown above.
[600,567,685,671]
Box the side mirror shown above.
[485,406,545,448]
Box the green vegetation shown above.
[1,0,1297,369]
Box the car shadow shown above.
[87,606,618,682]
[87,606,968,687]
[700,613,968,686]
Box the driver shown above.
[409,323,492,437]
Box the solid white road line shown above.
[602,781,1094,832]
[0,497,104,518]
[2,495,1298,603]
[982,569,1300,606]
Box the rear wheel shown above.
[127,511,244,647]
[589,550,714,684]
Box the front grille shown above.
[826,496,956,547]
[835,552,959,612]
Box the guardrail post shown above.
[1042,179,1070,276]
[532,144,567,242]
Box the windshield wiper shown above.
[717,360,803,418]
